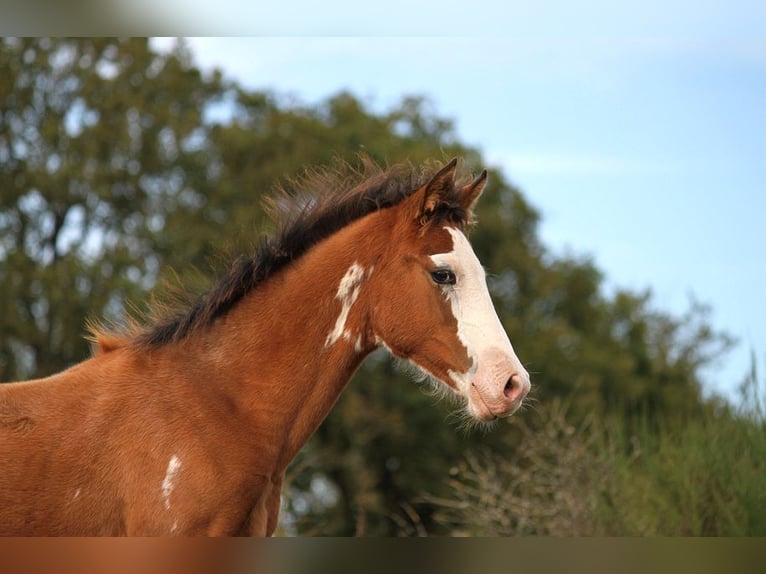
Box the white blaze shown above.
[430,227,523,392]
[326,262,365,347]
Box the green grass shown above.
[428,365,766,536]
[594,409,766,535]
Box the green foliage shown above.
[0,38,224,378]
[595,410,766,535]
[1,38,749,536]
[426,365,766,536]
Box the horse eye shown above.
[431,269,456,285]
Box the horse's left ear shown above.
[420,158,459,217]
[459,169,488,212]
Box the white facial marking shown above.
[325,262,365,347]
[73,488,81,500]
[161,455,182,511]
[430,227,521,393]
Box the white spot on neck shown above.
[325,262,365,348]
[161,455,182,511]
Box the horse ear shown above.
[459,169,488,212]
[420,158,458,217]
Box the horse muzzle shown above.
[466,349,530,421]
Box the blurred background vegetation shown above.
[1,38,764,536]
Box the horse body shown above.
[1,211,378,535]
[0,159,530,536]
[1,348,259,534]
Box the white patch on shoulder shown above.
[161,455,182,511]
[325,262,365,348]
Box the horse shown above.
[0,158,530,536]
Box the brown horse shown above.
[0,158,530,536]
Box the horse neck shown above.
[182,211,388,471]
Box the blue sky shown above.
[143,0,766,37]
[151,16,765,401]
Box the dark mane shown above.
[107,157,470,349]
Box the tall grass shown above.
[596,410,766,535]
[426,355,766,536]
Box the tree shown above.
[0,38,223,379]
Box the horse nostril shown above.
[504,376,516,398]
